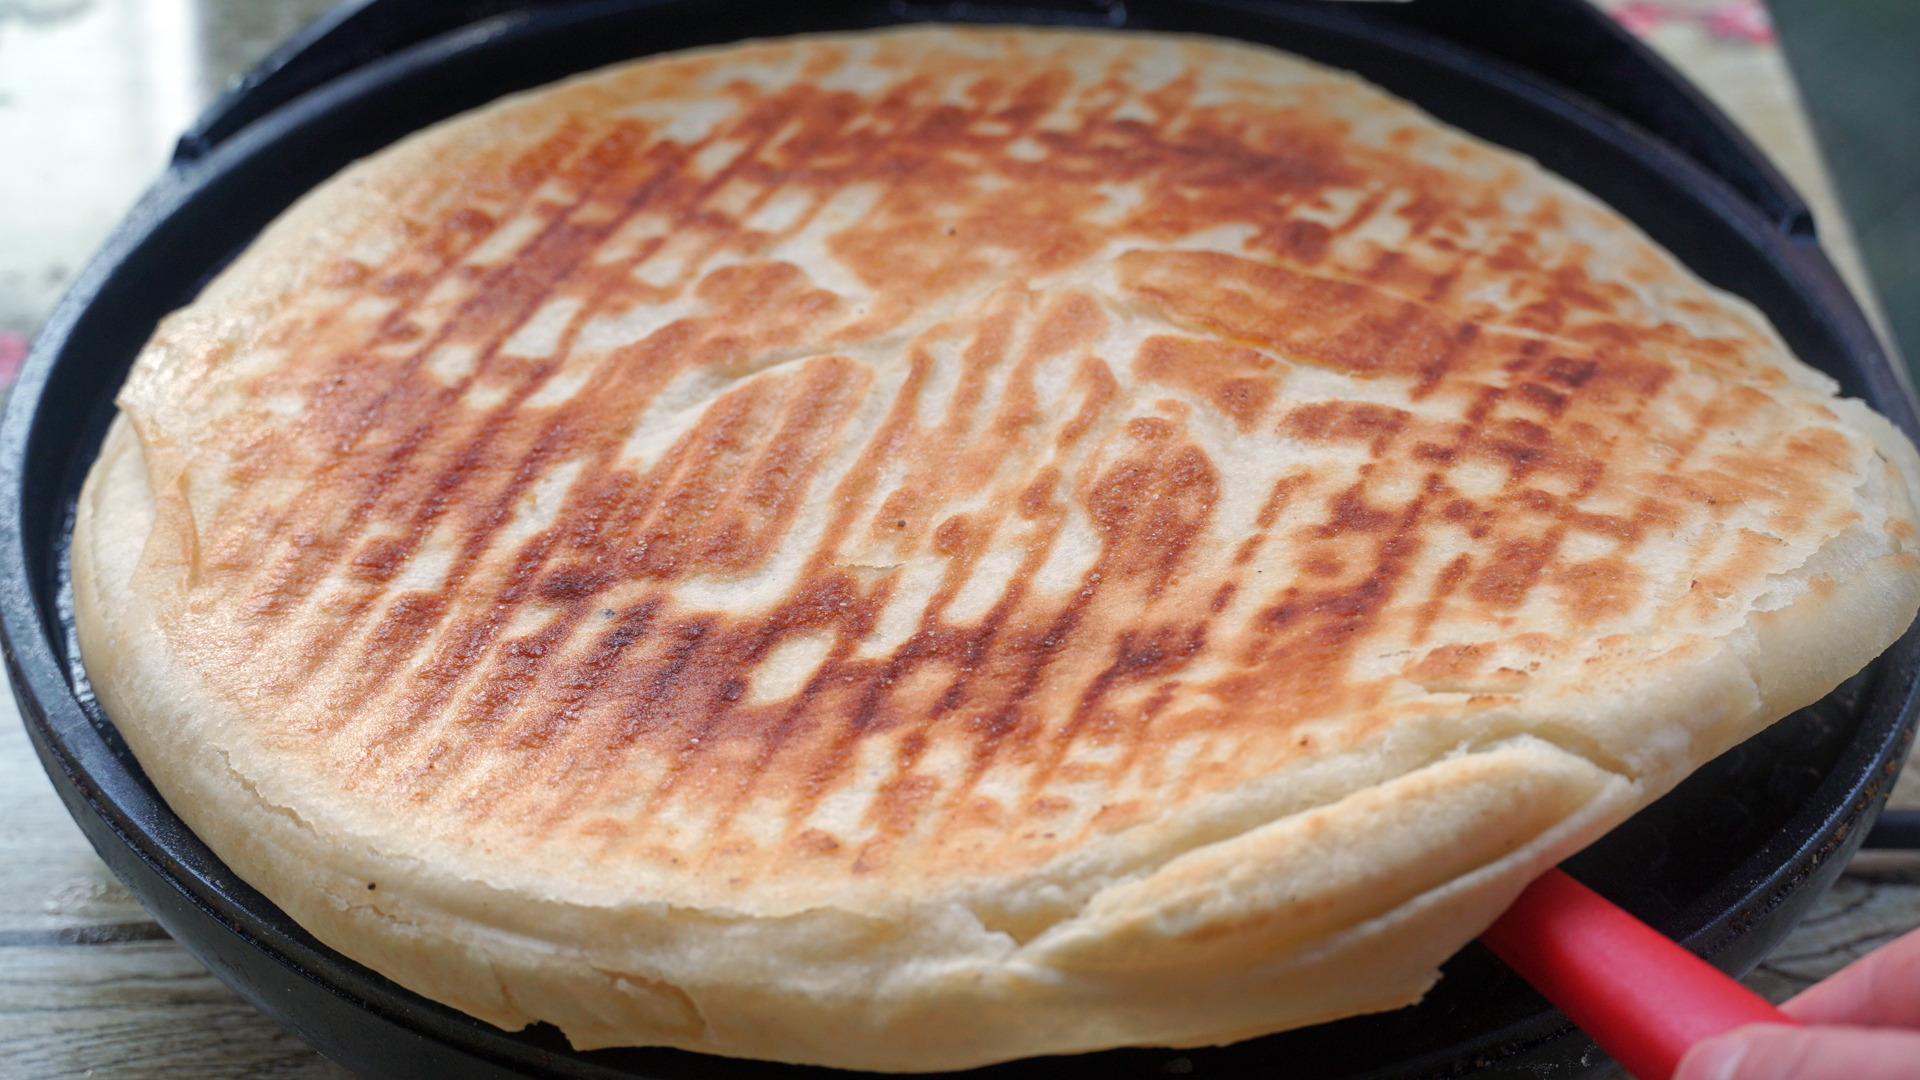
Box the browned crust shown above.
[76,26,1920,1070]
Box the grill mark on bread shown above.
[280,116,844,709]
[238,125,615,619]
[145,34,1880,880]
[277,105,789,602]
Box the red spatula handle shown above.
[1479,868,1795,1080]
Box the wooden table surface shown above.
[4,5,1918,1078]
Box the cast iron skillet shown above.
[4,1,1917,1077]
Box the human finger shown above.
[1784,923,1920,1028]
[1673,1023,1920,1080]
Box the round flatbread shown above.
[73,25,1920,1071]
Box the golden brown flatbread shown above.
[72,26,1920,1070]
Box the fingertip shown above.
[1784,924,1920,1028]
[1674,1023,1920,1080]
[1675,1029,1755,1080]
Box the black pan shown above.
[5,2,1917,1077]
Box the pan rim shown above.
[4,3,1915,1077]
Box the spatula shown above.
[1480,868,1797,1080]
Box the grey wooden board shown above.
[1745,859,1920,1003]
[0,942,356,1080]
[0,706,358,1080]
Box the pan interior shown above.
[7,3,1915,1078]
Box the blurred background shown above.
[0,0,337,363]
[1768,0,1920,376]
[0,1,1916,1077]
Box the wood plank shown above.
[4,686,359,1076]
[0,942,355,1080]
[0,714,155,937]
[1744,862,1920,1002]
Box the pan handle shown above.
[1480,868,1796,1080]
[1864,807,1920,849]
